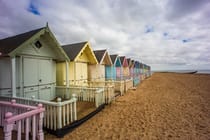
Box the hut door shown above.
[38,59,54,100]
[0,58,12,96]
[23,57,39,87]
[23,57,39,99]
[76,62,87,85]
[23,57,54,100]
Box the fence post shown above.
[37,104,44,140]
[95,89,99,108]
[4,112,14,140]
[72,94,77,121]
[57,98,62,129]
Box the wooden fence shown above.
[88,82,115,104]
[56,86,105,107]
[124,79,133,93]
[88,81,124,96]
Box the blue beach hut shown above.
[109,54,122,80]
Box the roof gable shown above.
[110,54,121,67]
[0,26,69,61]
[134,61,140,68]
[110,54,117,64]
[0,28,44,56]
[62,41,98,64]
[94,50,112,65]
[119,56,128,67]
[62,42,86,60]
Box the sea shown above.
[151,70,210,75]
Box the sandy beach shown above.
[46,73,210,140]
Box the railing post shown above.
[37,104,44,140]
[95,90,99,107]
[4,112,14,140]
[72,94,77,121]
[11,99,16,104]
[57,98,62,129]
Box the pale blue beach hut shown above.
[108,54,122,80]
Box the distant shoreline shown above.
[151,70,210,74]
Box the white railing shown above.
[89,81,124,96]
[56,86,104,107]
[88,81,115,104]
[124,79,133,93]
[0,99,45,140]
[0,95,77,131]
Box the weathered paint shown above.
[88,64,105,82]
[105,66,113,80]
[120,56,130,80]
[116,67,122,80]
[93,50,112,82]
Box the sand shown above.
[5,73,210,140]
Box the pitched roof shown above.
[93,49,106,63]
[119,56,125,65]
[127,58,131,65]
[62,41,87,60]
[0,27,44,55]
[110,54,118,64]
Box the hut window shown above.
[34,40,42,49]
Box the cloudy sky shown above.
[0,0,210,70]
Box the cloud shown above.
[166,0,210,19]
[0,0,210,71]
[27,0,41,15]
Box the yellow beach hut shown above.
[56,41,98,86]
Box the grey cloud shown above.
[166,0,209,19]
[0,0,210,70]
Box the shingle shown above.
[0,27,44,55]
[62,41,87,60]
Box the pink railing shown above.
[0,100,45,140]
[0,96,77,131]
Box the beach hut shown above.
[89,49,112,82]
[140,63,145,80]
[128,59,135,79]
[119,56,133,92]
[107,54,124,95]
[119,56,129,79]
[0,25,69,100]
[133,61,141,86]
[87,50,115,103]
[57,41,98,86]
[109,54,121,80]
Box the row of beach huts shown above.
[0,25,151,139]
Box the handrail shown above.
[4,103,45,124]
[1,100,45,140]
[0,95,77,130]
